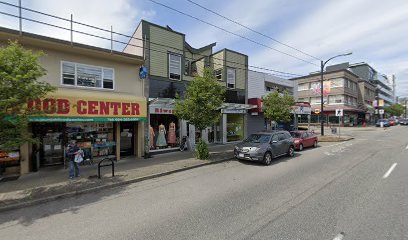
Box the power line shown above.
[0,1,302,77]
[146,0,318,66]
[0,1,304,77]
[185,0,321,61]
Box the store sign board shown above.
[292,106,311,114]
[149,106,175,114]
[221,109,246,114]
[27,92,147,122]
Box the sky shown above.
[1,0,408,97]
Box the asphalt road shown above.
[0,126,407,240]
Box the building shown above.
[124,20,253,149]
[0,27,146,175]
[247,70,297,134]
[292,68,366,127]
[347,63,395,107]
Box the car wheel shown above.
[313,141,318,148]
[299,144,304,151]
[287,146,295,157]
[263,152,272,165]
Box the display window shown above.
[227,114,244,142]
[66,122,115,158]
[150,114,179,149]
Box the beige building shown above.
[292,69,369,126]
[0,27,146,175]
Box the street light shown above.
[320,52,352,136]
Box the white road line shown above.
[383,163,397,179]
[405,144,408,150]
[333,232,345,240]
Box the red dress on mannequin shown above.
[167,122,176,145]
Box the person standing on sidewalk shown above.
[66,140,80,179]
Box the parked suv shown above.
[234,131,295,165]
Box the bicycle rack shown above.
[97,155,116,179]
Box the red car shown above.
[290,131,318,151]
[388,119,395,126]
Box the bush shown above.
[195,139,209,160]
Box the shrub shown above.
[195,139,209,160]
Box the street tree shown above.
[263,90,295,130]
[384,104,404,117]
[0,41,55,151]
[174,68,225,159]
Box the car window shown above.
[290,132,302,138]
[278,133,286,141]
[302,132,308,138]
[271,134,279,142]
[284,132,292,139]
[243,134,271,143]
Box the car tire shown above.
[287,146,295,157]
[299,144,303,151]
[313,141,318,148]
[263,152,272,166]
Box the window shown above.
[214,69,223,81]
[298,83,309,91]
[227,68,236,89]
[169,53,181,80]
[266,86,271,92]
[61,62,114,89]
[328,95,344,104]
[330,78,344,88]
[184,59,190,76]
[271,134,279,142]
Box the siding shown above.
[123,22,144,57]
[225,50,247,90]
[248,70,265,98]
[194,58,205,77]
[149,25,184,78]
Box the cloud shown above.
[1,0,155,50]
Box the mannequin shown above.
[167,121,176,146]
[156,123,167,148]
[149,125,155,149]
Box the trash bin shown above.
[331,127,337,134]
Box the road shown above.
[0,126,407,240]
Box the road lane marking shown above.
[383,163,397,179]
[333,232,345,240]
[405,144,408,150]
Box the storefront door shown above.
[120,122,134,156]
[32,123,65,166]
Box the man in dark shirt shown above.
[67,140,80,179]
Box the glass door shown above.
[120,122,134,156]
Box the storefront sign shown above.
[292,106,311,115]
[28,90,146,122]
[149,106,175,114]
[221,109,246,114]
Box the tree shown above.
[174,68,225,159]
[262,90,295,130]
[384,104,404,117]
[0,41,55,152]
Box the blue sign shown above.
[139,66,148,79]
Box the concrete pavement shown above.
[0,125,406,239]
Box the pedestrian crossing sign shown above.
[335,109,343,117]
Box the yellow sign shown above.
[314,109,321,114]
[28,89,147,122]
[378,99,384,107]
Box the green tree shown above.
[384,104,404,117]
[0,41,55,151]
[174,68,225,159]
[262,90,295,129]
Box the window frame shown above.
[214,68,223,81]
[60,61,115,90]
[168,53,182,80]
[226,67,236,89]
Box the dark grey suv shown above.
[234,131,295,165]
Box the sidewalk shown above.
[0,144,235,212]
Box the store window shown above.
[150,114,180,149]
[66,122,115,158]
[169,53,181,80]
[61,61,114,89]
[227,114,244,142]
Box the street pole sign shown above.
[379,109,384,114]
[335,109,343,117]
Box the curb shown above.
[0,157,234,213]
